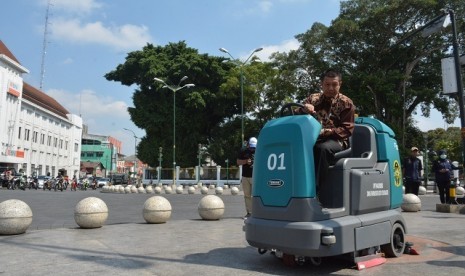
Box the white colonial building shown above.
[0,40,82,177]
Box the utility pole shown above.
[40,0,52,90]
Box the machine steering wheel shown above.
[280,102,306,117]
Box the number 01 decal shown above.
[267,153,286,170]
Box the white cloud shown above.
[241,38,300,62]
[50,17,153,51]
[46,88,129,120]
[45,87,143,154]
[62,57,73,64]
[41,0,102,15]
[235,0,274,17]
[259,1,273,13]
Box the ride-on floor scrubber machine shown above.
[244,103,406,268]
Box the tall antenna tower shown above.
[40,0,52,90]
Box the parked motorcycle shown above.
[91,179,98,190]
[71,179,77,191]
[18,175,27,190]
[54,178,64,192]
[43,178,52,191]
[28,176,38,190]
[8,176,20,190]
[81,179,89,191]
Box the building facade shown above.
[80,131,122,177]
[1,40,82,177]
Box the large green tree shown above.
[270,0,464,153]
[105,41,235,167]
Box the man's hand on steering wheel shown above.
[301,103,316,115]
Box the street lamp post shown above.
[158,146,163,184]
[197,144,202,183]
[396,10,465,167]
[123,128,138,186]
[225,159,229,185]
[154,76,195,188]
[197,144,207,183]
[423,133,429,188]
[219,47,263,147]
[448,10,465,170]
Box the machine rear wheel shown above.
[381,223,405,257]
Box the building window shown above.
[96,152,103,157]
[40,133,45,144]
[18,127,22,139]
[86,152,94,157]
[74,143,79,152]
[24,129,30,141]
[47,135,51,146]
[65,141,68,150]
[32,131,38,143]
[54,137,57,147]
[59,139,63,149]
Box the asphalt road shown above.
[0,187,247,229]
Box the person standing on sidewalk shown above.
[237,137,257,219]
[432,149,457,204]
[403,147,423,195]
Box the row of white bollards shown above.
[101,184,240,196]
[0,194,225,235]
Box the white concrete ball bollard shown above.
[146,185,154,194]
[223,184,229,189]
[102,186,110,193]
[0,199,33,235]
[143,196,172,224]
[176,186,184,194]
[138,187,146,194]
[131,186,138,193]
[401,193,421,212]
[418,186,427,195]
[119,186,125,193]
[215,187,224,195]
[209,184,216,189]
[154,186,162,194]
[193,184,198,189]
[456,186,465,197]
[74,197,108,229]
[188,186,196,194]
[200,186,209,195]
[165,186,173,194]
[124,186,131,193]
[198,195,225,220]
[402,185,405,194]
[197,182,203,188]
[231,186,239,195]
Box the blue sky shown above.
[0,0,457,155]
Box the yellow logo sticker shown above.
[393,160,401,187]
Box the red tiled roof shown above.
[1,40,69,119]
[22,82,69,119]
[0,40,21,64]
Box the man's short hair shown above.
[320,68,342,82]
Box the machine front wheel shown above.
[381,223,406,257]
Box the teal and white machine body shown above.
[244,114,406,259]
